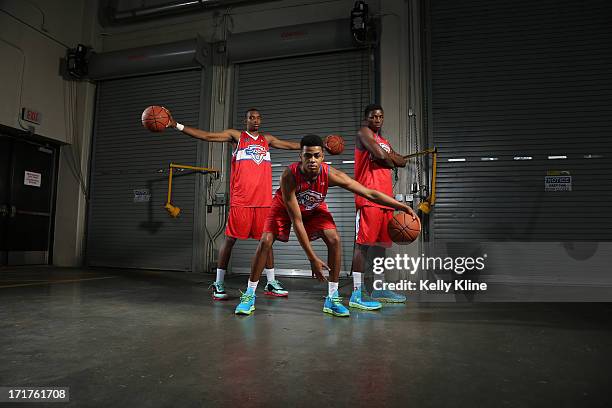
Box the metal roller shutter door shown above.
[425,0,612,290]
[429,0,612,242]
[230,50,371,274]
[87,70,202,270]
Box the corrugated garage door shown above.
[230,50,371,274]
[429,0,612,242]
[87,70,202,270]
[425,0,612,291]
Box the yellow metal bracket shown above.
[166,163,219,218]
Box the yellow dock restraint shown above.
[166,163,219,218]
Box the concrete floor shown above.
[0,267,611,407]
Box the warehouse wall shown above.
[1,0,101,266]
[89,0,418,272]
[0,0,90,142]
[1,0,416,269]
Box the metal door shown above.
[0,135,57,265]
[0,137,10,264]
[87,70,203,270]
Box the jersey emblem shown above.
[296,190,324,210]
[243,144,268,165]
[378,142,391,153]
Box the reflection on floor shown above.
[1,266,611,407]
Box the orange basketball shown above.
[141,106,170,132]
[324,134,345,155]
[387,212,421,244]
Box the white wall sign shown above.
[24,171,42,187]
[545,171,572,192]
[133,189,151,202]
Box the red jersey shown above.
[230,131,272,207]
[354,132,393,209]
[272,162,329,213]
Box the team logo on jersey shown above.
[243,144,268,165]
[296,190,324,210]
[369,141,392,161]
[378,142,391,153]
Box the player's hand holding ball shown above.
[324,134,345,155]
[162,107,177,129]
[400,203,417,218]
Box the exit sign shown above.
[21,107,42,125]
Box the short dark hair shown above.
[364,104,383,118]
[245,108,259,117]
[300,134,324,148]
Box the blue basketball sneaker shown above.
[323,291,350,317]
[349,287,382,310]
[370,289,407,303]
[234,288,256,315]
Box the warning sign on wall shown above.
[133,189,151,202]
[545,170,571,192]
[24,171,42,187]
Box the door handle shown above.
[9,205,16,218]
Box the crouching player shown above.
[234,135,414,317]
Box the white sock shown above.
[247,280,259,291]
[352,272,363,291]
[264,268,275,282]
[373,272,385,292]
[216,268,226,283]
[328,282,339,297]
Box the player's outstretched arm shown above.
[280,169,329,281]
[179,126,239,143]
[165,109,239,143]
[358,126,395,168]
[265,134,301,150]
[329,167,415,215]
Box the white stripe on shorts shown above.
[355,209,361,240]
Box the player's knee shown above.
[259,234,274,250]
[326,232,341,248]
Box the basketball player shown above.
[234,134,412,317]
[166,108,300,300]
[350,104,412,309]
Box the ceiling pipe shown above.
[100,0,279,26]
[114,0,219,20]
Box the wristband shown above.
[175,123,185,131]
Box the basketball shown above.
[387,212,421,244]
[141,105,170,132]
[324,134,345,155]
